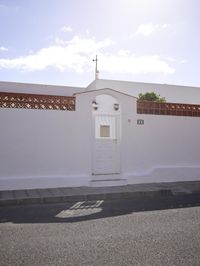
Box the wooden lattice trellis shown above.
[137,101,200,117]
[0,92,75,111]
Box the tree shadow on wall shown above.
[1,194,200,224]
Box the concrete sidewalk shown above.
[1,181,200,206]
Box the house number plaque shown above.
[137,119,144,125]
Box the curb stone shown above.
[0,189,174,207]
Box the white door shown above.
[92,114,120,175]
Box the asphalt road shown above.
[0,198,200,266]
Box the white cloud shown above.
[86,29,90,35]
[180,59,187,64]
[60,26,73,33]
[133,23,170,37]
[0,46,8,51]
[136,23,158,37]
[117,49,130,57]
[162,23,170,29]
[99,53,175,75]
[0,36,114,73]
[0,35,175,75]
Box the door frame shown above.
[92,111,121,175]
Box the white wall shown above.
[1,85,200,190]
[85,86,200,184]
[83,88,200,184]
[87,79,200,104]
[0,104,92,190]
[0,81,83,96]
[122,111,200,183]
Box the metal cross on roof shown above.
[93,55,99,80]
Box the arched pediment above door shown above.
[92,94,120,114]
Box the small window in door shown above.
[100,125,110,138]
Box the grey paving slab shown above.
[26,189,40,198]
[58,187,78,196]
[70,187,89,195]
[36,189,53,198]
[0,190,14,200]
[47,188,65,197]
[13,190,28,199]
[1,181,200,206]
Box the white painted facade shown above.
[0,81,83,96]
[87,79,200,104]
[0,79,200,190]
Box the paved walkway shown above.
[1,181,200,206]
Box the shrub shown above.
[138,92,166,102]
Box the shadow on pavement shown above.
[1,194,200,224]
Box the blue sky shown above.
[0,0,199,87]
